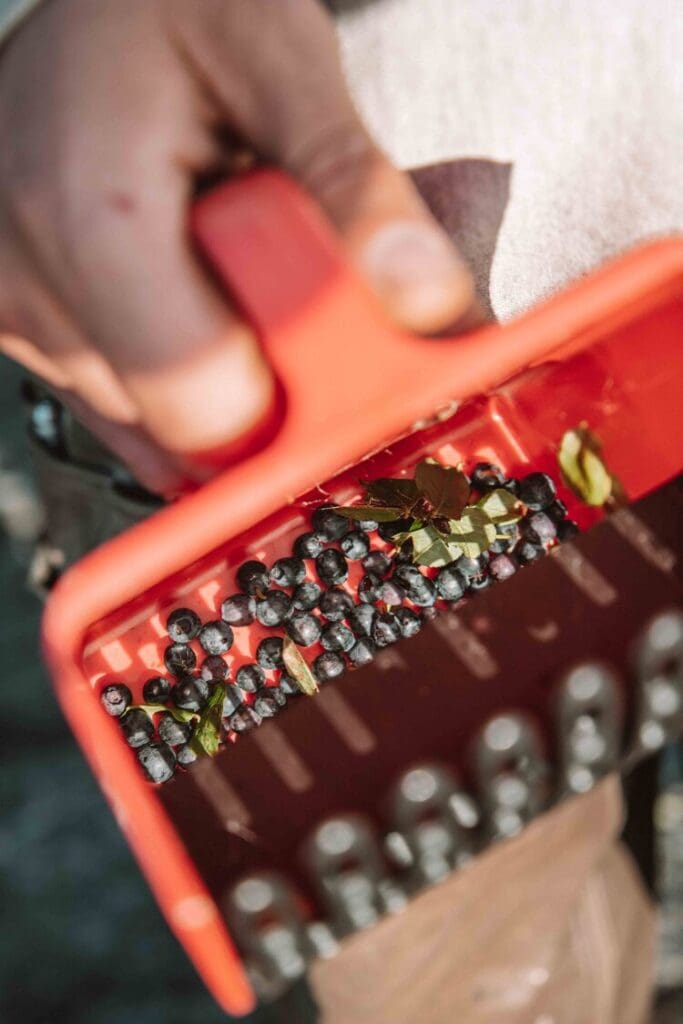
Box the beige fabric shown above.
[310,776,655,1024]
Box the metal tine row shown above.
[225,607,683,999]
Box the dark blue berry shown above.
[255,590,292,627]
[312,506,349,541]
[503,477,521,496]
[518,472,556,511]
[394,607,422,638]
[278,673,300,696]
[546,498,568,525]
[236,560,270,596]
[100,683,132,717]
[341,531,370,560]
[229,708,259,733]
[373,612,402,647]
[319,587,354,621]
[171,675,209,711]
[406,577,437,607]
[220,593,256,627]
[293,531,324,559]
[253,691,279,718]
[314,651,346,681]
[522,511,557,546]
[394,564,424,588]
[200,655,229,683]
[556,519,579,542]
[348,637,376,666]
[357,518,379,533]
[516,540,545,565]
[316,549,349,585]
[199,620,234,655]
[164,642,197,677]
[469,573,492,591]
[270,557,306,587]
[380,579,406,607]
[362,550,393,577]
[158,712,193,747]
[489,553,518,581]
[166,607,201,644]
[349,604,377,637]
[222,684,244,716]
[456,553,490,577]
[256,636,284,670]
[121,708,154,748]
[358,572,382,604]
[292,581,322,611]
[176,744,198,767]
[286,613,322,647]
[137,742,176,783]
[378,518,411,541]
[436,566,466,601]
[142,676,171,704]
[236,663,265,692]
[490,525,519,554]
[471,462,505,491]
[321,622,355,652]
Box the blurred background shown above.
[1,352,682,1024]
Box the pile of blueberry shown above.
[100,464,578,784]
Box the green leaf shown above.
[446,506,497,558]
[129,703,198,724]
[190,684,226,758]
[558,426,618,507]
[282,637,319,696]
[414,460,470,519]
[365,477,419,512]
[477,488,521,525]
[336,505,405,523]
[403,525,462,567]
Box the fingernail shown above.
[361,221,476,333]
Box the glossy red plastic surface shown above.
[42,170,683,1015]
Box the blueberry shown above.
[406,577,437,607]
[315,549,349,585]
[100,683,132,718]
[502,477,521,496]
[176,744,198,767]
[158,711,193,747]
[321,622,355,652]
[489,554,518,581]
[516,540,545,565]
[341,531,370,560]
[200,655,229,683]
[222,684,244,716]
[546,498,568,526]
[121,708,154,748]
[270,557,306,588]
[522,511,557,546]
[286,613,322,647]
[469,574,492,591]
[471,462,505,491]
[278,674,300,696]
[373,612,402,647]
[556,519,580,542]
[198,620,234,655]
[394,607,423,638]
[236,663,265,692]
[362,550,393,577]
[292,581,322,611]
[347,637,376,666]
[293,531,324,560]
[313,651,346,681]
[236,560,270,596]
[220,593,256,627]
[253,690,279,718]
[456,553,490,578]
[255,590,292,627]
[358,572,383,604]
[380,579,406,607]
[171,675,209,711]
[518,472,556,511]
[164,642,197,677]
[137,742,176,784]
[421,605,439,622]
[349,604,377,637]
[228,708,259,733]
[142,676,171,704]
[312,505,349,541]
[378,518,411,541]
[357,518,379,533]
[256,636,284,671]
[436,566,466,601]
[394,564,424,588]
[319,587,354,621]
[490,524,520,554]
[166,607,201,644]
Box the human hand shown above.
[0,0,476,494]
